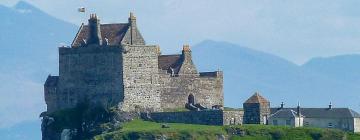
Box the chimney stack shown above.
[280,102,284,109]
[128,12,137,26]
[87,14,102,45]
[328,102,332,110]
[297,102,301,117]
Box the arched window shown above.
[188,94,195,104]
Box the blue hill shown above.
[192,40,360,110]
[0,1,77,139]
[302,54,360,84]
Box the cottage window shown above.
[328,123,333,128]
[305,122,309,126]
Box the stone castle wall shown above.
[120,45,162,112]
[45,45,124,113]
[45,44,223,113]
[159,72,223,110]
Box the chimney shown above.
[128,12,137,26]
[328,102,332,110]
[87,14,102,45]
[181,44,192,61]
[280,102,284,109]
[128,12,137,45]
[182,44,191,53]
[297,102,301,117]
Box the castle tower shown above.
[243,92,270,124]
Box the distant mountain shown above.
[0,1,77,139]
[302,55,360,84]
[0,1,77,80]
[192,40,360,109]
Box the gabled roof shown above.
[244,92,269,104]
[72,23,129,46]
[45,76,59,87]
[270,108,360,118]
[269,109,303,118]
[158,54,183,74]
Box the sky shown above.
[1,0,360,64]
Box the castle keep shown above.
[44,13,223,113]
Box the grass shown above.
[121,119,225,133]
[94,119,360,140]
[95,120,225,140]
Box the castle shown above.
[42,13,360,140]
[44,13,223,113]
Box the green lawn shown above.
[94,119,360,140]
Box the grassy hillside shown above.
[94,120,360,140]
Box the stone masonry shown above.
[243,92,270,124]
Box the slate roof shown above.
[271,108,360,118]
[269,109,303,118]
[45,76,59,87]
[158,55,183,74]
[72,23,129,46]
[244,92,269,104]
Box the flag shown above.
[78,7,85,13]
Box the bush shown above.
[310,132,322,140]
[270,130,285,140]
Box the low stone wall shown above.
[141,110,224,125]
[223,110,244,125]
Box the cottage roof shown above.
[244,92,269,104]
[269,109,303,118]
[72,23,129,46]
[270,108,360,118]
[158,54,183,74]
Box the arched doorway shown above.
[188,94,195,105]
